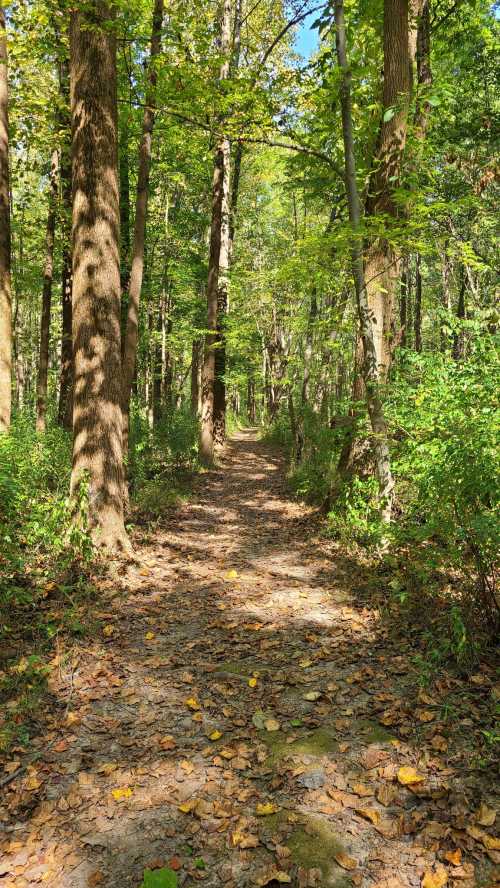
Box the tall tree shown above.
[122,0,164,456]
[69,0,129,551]
[57,55,74,430]
[334,0,395,524]
[36,147,59,432]
[364,0,413,380]
[199,0,232,464]
[0,6,11,432]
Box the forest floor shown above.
[0,430,498,888]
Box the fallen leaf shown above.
[159,736,177,751]
[421,865,448,888]
[248,677,258,688]
[256,869,291,885]
[112,787,133,801]
[302,691,321,702]
[185,697,200,710]
[264,718,280,732]
[334,852,357,871]
[209,730,222,741]
[352,783,373,798]
[443,849,461,866]
[256,802,280,816]
[88,872,104,887]
[356,807,380,825]
[103,625,114,637]
[145,631,156,641]
[397,766,425,786]
[225,569,238,580]
[477,802,496,826]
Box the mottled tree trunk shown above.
[36,149,59,432]
[57,56,74,430]
[335,0,394,524]
[69,2,129,552]
[414,253,422,352]
[364,0,412,381]
[191,338,201,416]
[0,6,11,432]
[122,0,164,455]
[200,0,232,464]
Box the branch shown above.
[258,2,326,71]
[236,135,344,179]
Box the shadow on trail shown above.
[0,430,496,888]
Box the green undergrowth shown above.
[265,337,499,670]
[0,408,201,750]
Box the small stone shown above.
[297,768,325,789]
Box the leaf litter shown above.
[0,430,498,887]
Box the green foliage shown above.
[139,868,178,888]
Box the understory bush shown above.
[265,333,499,657]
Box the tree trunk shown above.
[0,6,11,433]
[364,0,412,381]
[122,0,164,455]
[453,265,466,361]
[69,1,129,552]
[213,139,230,448]
[334,0,394,524]
[414,253,422,352]
[57,55,74,430]
[200,0,232,464]
[36,148,59,432]
[191,338,201,416]
[400,259,408,348]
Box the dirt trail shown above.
[0,431,496,888]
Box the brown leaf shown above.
[477,802,496,827]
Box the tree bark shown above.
[364,0,412,381]
[0,6,11,433]
[36,148,59,432]
[334,0,394,524]
[122,0,164,455]
[453,265,466,361]
[69,1,129,552]
[57,54,74,430]
[200,0,232,464]
[414,253,422,352]
[191,338,201,416]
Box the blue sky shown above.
[295,12,320,59]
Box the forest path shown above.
[1,431,490,888]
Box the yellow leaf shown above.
[335,852,357,871]
[248,677,258,688]
[299,658,313,668]
[209,730,222,741]
[482,834,500,850]
[398,766,425,786]
[225,569,238,580]
[185,697,200,710]
[192,711,203,722]
[421,866,448,888]
[145,631,155,640]
[112,787,133,801]
[302,691,321,701]
[356,807,380,825]
[103,625,114,637]
[256,802,280,816]
[264,718,280,732]
[178,798,199,814]
[352,783,373,798]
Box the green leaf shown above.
[141,868,178,888]
[383,107,395,122]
